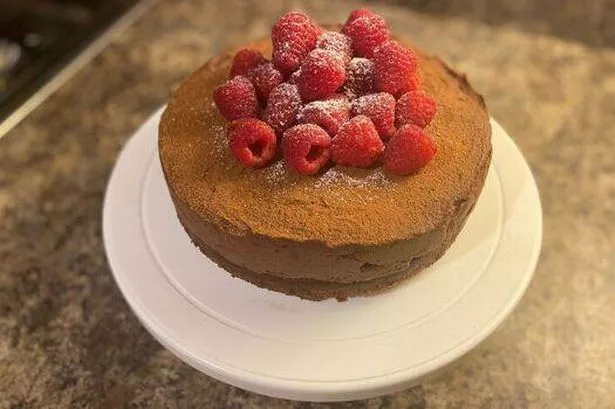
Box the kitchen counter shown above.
[1,0,614,407]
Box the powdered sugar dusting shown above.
[288,69,301,84]
[343,57,375,99]
[352,92,382,111]
[247,62,283,101]
[264,83,301,133]
[351,92,396,139]
[264,159,287,184]
[316,31,352,64]
[297,49,347,101]
[354,15,386,31]
[262,159,391,189]
[295,94,351,136]
[272,41,303,73]
[296,95,349,122]
[315,166,391,188]
[270,82,299,100]
[211,123,228,153]
[305,48,345,70]
[347,58,374,78]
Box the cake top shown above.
[212,9,438,176]
[159,10,491,247]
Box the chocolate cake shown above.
[158,11,491,300]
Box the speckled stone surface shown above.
[389,0,615,48]
[1,0,614,408]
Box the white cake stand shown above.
[103,108,542,402]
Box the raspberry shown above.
[383,124,437,175]
[263,83,302,134]
[297,49,346,102]
[316,31,352,64]
[344,8,375,28]
[283,124,332,175]
[331,115,384,168]
[230,49,266,77]
[351,92,396,140]
[213,76,259,121]
[272,12,323,75]
[247,62,284,102]
[396,90,436,128]
[228,118,277,168]
[342,13,389,58]
[406,74,421,93]
[343,57,375,99]
[287,69,301,84]
[373,40,419,96]
[296,94,351,136]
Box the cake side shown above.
[167,156,488,299]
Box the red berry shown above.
[264,83,302,134]
[331,115,384,168]
[352,92,396,140]
[213,76,259,121]
[343,57,376,99]
[342,13,389,58]
[296,94,351,136]
[247,62,283,102]
[287,69,301,84]
[272,12,322,75]
[406,74,421,93]
[383,124,437,175]
[228,118,277,168]
[283,124,331,175]
[297,49,346,102]
[396,90,436,128]
[316,31,352,64]
[344,8,375,28]
[230,49,266,77]
[373,40,419,96]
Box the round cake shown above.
[158,12,491,301]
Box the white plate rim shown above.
[102,107,542,401]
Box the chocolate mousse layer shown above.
[158,37,492,300]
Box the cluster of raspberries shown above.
[213,9,437,176]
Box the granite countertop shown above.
[1,0,614,407]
